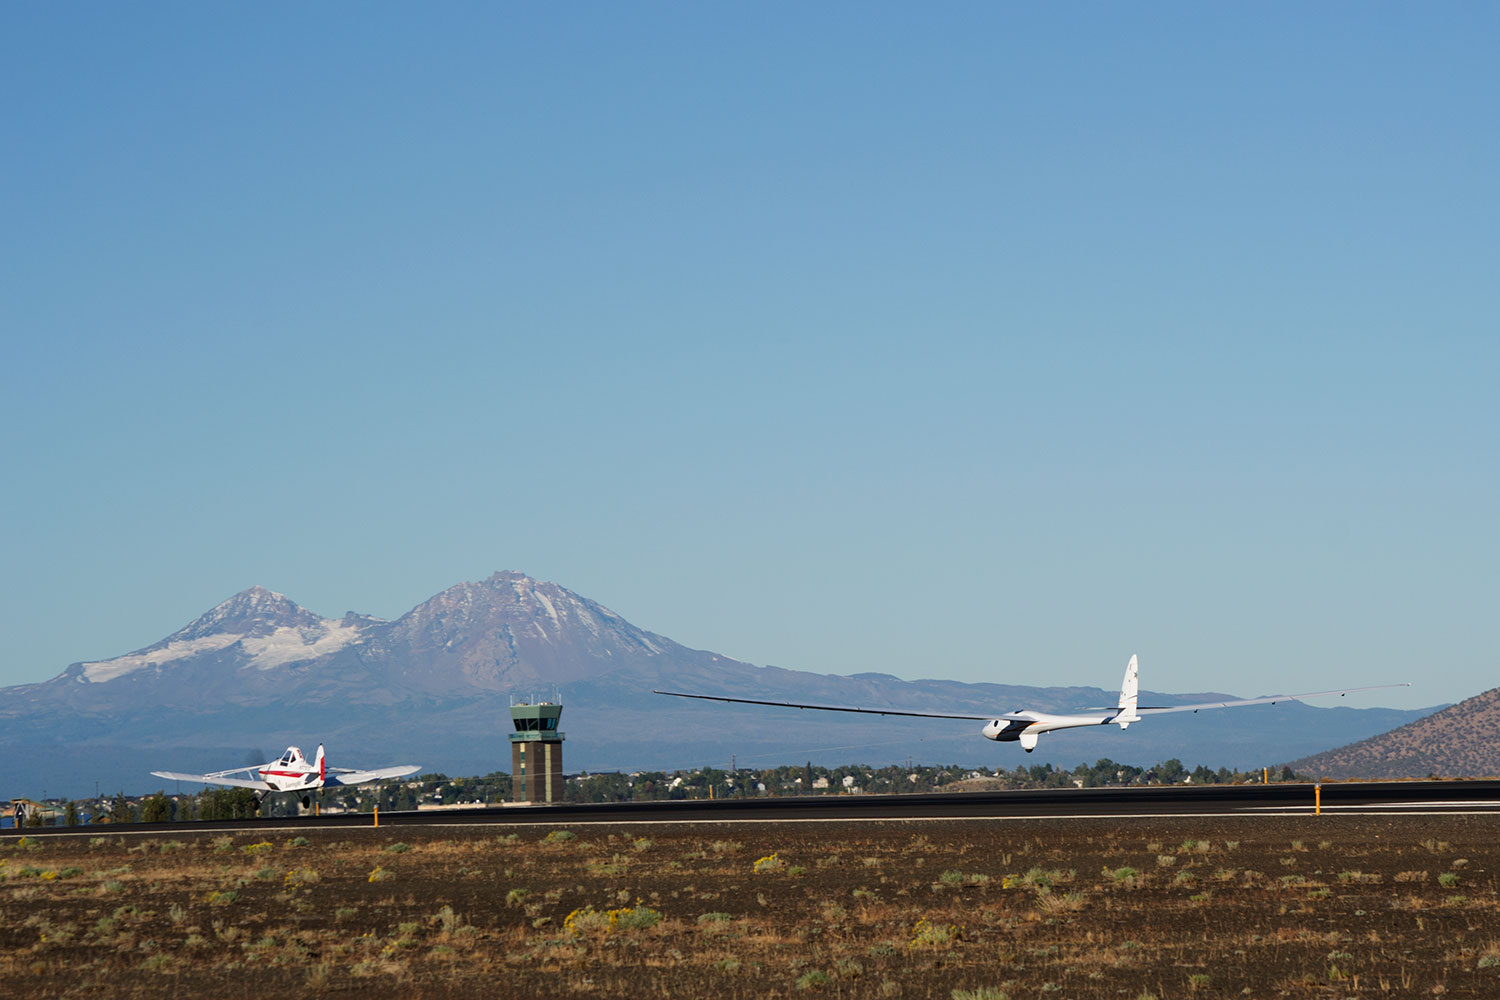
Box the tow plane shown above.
[151,744,420,805]
[656,655,1410,752]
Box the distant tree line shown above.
[12,759,1303,825]
[558,758,1303,803]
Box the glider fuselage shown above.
[982,710,1137,750]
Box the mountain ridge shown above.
[0,571,1437,797]
[1287,685,1500,779]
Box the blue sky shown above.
[2,4,1494,710]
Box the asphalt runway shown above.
[12,779,1500,837]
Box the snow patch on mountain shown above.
[533,588,559,624]
[80,618,366,681]
[239,620,366,670]
[81,635,243,683]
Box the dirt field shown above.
[3,813,1498,998]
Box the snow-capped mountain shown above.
[0,571,1435,797]
[368,572,685,693]
[70,587,378,684]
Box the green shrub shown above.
[835,959,864,979]
[910,918,961,948]
[435,905,462,934]
[563,903,661,936]
[612,904,662,930]
[795,969,831,990]
[753,853,787,875]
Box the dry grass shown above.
[2,815,1500,998]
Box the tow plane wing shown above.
[149,770,267,791]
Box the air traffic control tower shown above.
[508,696,564,803]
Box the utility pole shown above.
[730,754,736,775]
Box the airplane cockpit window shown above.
[511,717,562,732]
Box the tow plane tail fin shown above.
[315,744,326,783]
[1116,654,1142,728]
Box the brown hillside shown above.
[1288,686,1500,779]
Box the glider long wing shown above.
[653,690,1001,721]
[149,770,267,790]
[656,682,1410,721]
[1134,682,1411,715]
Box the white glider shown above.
[655,655,1410,752]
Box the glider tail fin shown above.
[1116,654,1141,728]
[315,744,326,783]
